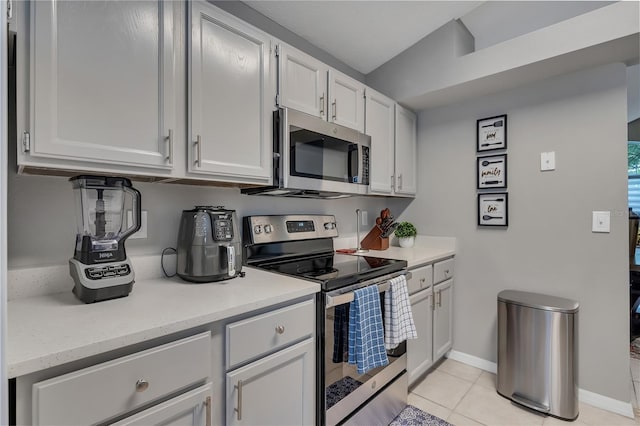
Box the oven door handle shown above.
[325,271,412,308]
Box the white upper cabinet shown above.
[27,0,175,170]
[365,88,395,194]
[328,69,365,132]
[189,1,273,182]
[278,44,329,119]
[394,104,417,196]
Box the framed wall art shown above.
[478,193,508,226]
[477,154,507,189]
[477,114,507,152]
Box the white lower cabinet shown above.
[112,384,213,426]
[225,299,316,425]
[407,287,433,385]
[28,332,212,426]
[226,339,315,425]
[406,259,454,386]
[433,279,454,360]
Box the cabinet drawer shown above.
[407,265,433,295]
[226,299,314,368]
[32,332,211,426]
[433,258,454,284]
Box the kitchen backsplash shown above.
[7,172,412,269]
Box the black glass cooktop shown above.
[256,253,407,291]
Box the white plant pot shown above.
[398,236,415,248]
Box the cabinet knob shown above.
[445,269,450,275]
[135,379,149,392]
[275,325,285,334]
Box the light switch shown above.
[541,152,555,171]
[592,211,610,233]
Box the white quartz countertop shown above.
[335,235,456,269]
[7,267,319,378]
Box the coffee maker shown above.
[176,206,242,282]
[69,175,141,303]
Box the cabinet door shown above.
[328,69,364,132]
[394,104,417,195]
[112,384,213,426]
[30,1,175,169]
[365,88,395,194]
[433,279,453,361]
[226,338,315,426]
[190,2,273,181]
[278,44,328,119]
[408,288,433,386]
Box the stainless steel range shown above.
[243,215,409,425]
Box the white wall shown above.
[404,63,629,401]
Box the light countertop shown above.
[7,267,319,378]
[335,235,456,269]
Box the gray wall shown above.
[366,19,474,101]
[403,62,629,401]
[7,170,410,268]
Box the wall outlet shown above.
[592,211,610,233]
[361,210,368,226]
[541,151,556,171]
[127,210,148,239]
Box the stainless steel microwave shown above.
[242,108,370,199]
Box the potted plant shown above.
[394,222,417,248]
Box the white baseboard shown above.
[447,350,497,374]
[578,388,635,419]
[445,350,635,419]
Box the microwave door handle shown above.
[227,245,236,277]
[348,144,357,183]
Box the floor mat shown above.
[389,404,453,426]
[631,337,640,360]
[326,376,363,409]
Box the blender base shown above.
[69,258,135,304]
[72,281,133,304]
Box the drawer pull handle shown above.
[135,379,149,392]
[235,380,243,421]
[444,269,450,275]
[275,325,285,334]
[205,396,212,426]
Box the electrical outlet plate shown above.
[127,210,148,239]
[592,211,610,233]
[361,211,368,226]
[541,151,555,171]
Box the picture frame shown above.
[477,114,507,152]
[477,154,507,189]
[478,193,508,226]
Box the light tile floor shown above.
[409,358,640,426]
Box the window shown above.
[629,141,640,214]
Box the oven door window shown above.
[290,128,359,183]
[325,292,406,413]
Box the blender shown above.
[69,175,141,303]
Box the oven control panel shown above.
[244,215,338,244]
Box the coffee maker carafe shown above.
[177,206,242,283]
[69,175,141,303]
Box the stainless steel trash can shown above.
[497,290,579,420]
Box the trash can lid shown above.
[498,290,579,313]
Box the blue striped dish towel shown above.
[348,285,389,374]
[384,275,417,350]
